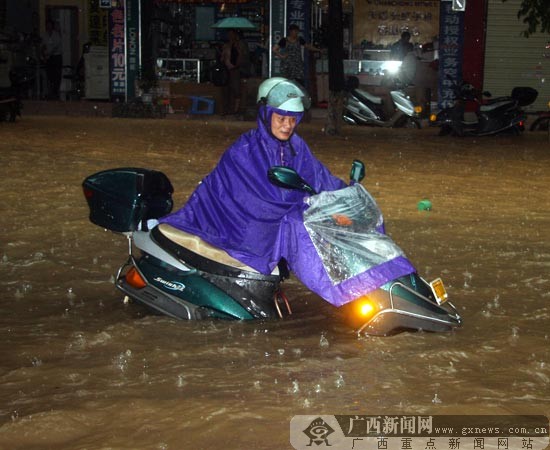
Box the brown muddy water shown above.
[0,116,549,449]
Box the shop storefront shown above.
[483,0,549,111]
[131,0,445,112]
[10,0,545,115]
[148,0,265,113]
[340,0,441,112]
[114,0,442,112]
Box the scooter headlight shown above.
[340,295,381,330]
[355,296,377,319]
[359,301,374,316]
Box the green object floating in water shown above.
[417,199,432,211]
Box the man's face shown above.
[271,112,297,141]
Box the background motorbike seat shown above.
[353,88,383,105]
[157,223,279,275]
[479,98,515,113]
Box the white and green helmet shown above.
[257,77,311,112]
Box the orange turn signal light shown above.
[414,106,423,114]
[125,267,147,289]
[429,114,437,122]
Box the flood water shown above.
[1,116,549,449]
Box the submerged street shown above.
[0,115,549,449]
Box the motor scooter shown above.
[343,76,423,128]
[528,100,550,141]
[430,80,538,137]
[83,162,462,336]
[0,56,36,122]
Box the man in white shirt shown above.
[41,19,63,100]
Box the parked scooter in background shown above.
[0,87,19,122]
[528,100,550,142]
[0,56,36,122]
[343,76,423,128]
[0,29,39,122]
[430,79,538,137]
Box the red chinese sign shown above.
[109,3,126,98]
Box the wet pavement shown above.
[0,114,549,449]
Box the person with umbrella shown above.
[221,29,250,115]
[212,17,254,115]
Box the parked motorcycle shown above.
[0,88,18,122]
[0,56,36,122]
[83,162,461,336]
[430,79,538,137]
[343,76,423,128]
[528,101,550,132]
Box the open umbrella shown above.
[211,17,257,30]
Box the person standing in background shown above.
[41,19,63,100]
[399,43,418,86]
[390,31,412,61]
[221,29,250,115]
[273,24,320,86]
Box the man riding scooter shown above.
[158,77,346,275]
[156,76,416,306]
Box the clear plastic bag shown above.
[303,184,407,285]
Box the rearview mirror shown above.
[268,166,317,195]
[350,160,365,183]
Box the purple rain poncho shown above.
[160,105,415,306]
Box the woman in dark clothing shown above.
[273,24,320,86]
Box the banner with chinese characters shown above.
[270,0,285,76]
[287,0,310,81]
[287,0,309,43]
[125,0,139,100]
[109,1,126,99]
[270,0,310,77]
[438,0,464,109]
[353,0,439,47]
[290,415,549,450]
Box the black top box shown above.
[83,168,174,232]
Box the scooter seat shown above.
[353,88,383,105]
[157,223,278,275]
[479,98,515,113]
